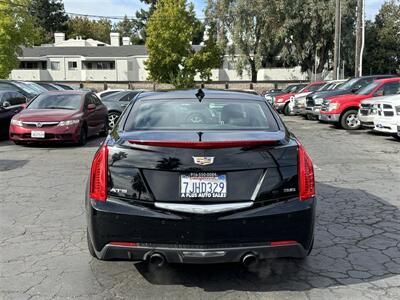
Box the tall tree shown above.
[363,0,400,75]
[66,17,112,43]
[0,0,40,78]
[145,0,223,88]
[279,0,336,80]
[28,0,68,43]
[206,0,284,82]
[113,16,144,45]
[135,0,158,42]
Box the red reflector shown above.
[110,242,138,247]
[128,140,278,149]
[297,141,315,201]
[89,144,108,202]
[271,240,297,246]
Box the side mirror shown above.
[351,87,360,93]
[2,101,11,108]
[87,103,96,111]
[21,103,27,109]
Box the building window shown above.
[50,62,60,70]
[68,61,78,70]
[87,62,92,70]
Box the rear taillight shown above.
[90,144,108,201]
[297,142,315,201]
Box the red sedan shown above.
[9,91,108,145]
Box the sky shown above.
[63,0,386,21]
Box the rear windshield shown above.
[28,94,82,110]
[124,99,279,131]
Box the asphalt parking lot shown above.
[1,116,400,300]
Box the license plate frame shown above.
[180,173,227,198]
[31,131,45,138]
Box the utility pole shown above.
[355,0,365,77]
[333,0,341,80]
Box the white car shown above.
[372,94,400,138]
[96,89,128,99]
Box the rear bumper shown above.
[98,242,307,263]
[86,197,316,262]
[319,113,340,122]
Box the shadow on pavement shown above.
[132,183,400,291]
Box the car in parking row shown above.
[319,77,400,130]
[273,81,327,115]
[9,91,108,145]
[86,89,316,266]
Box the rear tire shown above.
[340,109,360,130]
[78,126,87,146]
[99,118,109,137]
[87,229,98,259]
[283,103,290,116]
[392,133,400,141]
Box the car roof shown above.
[42,90,88,96]
[138,89,264,101]
[374,77,400,83]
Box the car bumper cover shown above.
[319,113,340,122]
[87,197,316,262]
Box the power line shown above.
[0,0,207,20]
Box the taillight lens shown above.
[90,144,108,201]
[297,142,315,201]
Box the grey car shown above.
[102,90,146,128]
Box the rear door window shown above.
[124,99,279,131]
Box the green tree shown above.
[113,16,143,45]
[135,0,158,42]
[66,17,112,43]
[363,0,400,74]
[206,0,285,82]
[0,0,40,78]
[145,0,223,88]
[28,0,68,43]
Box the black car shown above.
[0,91,27,138]
[0,80,42,100]
[36,82,63,91]
[264,83,307,103]
[305,75,398,115]
[86,89,316,267]
[101,90,146,128]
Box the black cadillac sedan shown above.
[86,89,316,267]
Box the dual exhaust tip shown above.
[148,252,259,268]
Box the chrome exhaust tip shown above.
[149,253,166,268]
[241,253,258,267]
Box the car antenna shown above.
[195,88,205,102]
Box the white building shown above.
[11,32,308,82]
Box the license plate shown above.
[31,131,45,138]
[180,173,227,198]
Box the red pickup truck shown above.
[273,81,326,115]
[319,77,400,130]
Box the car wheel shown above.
[283,103,291,116]
[87,229,98,259]
[99,118,109,136]
[108,112,121,129]
[78,126,87,146]
[392,133,400,141]
[340,110,360,130]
